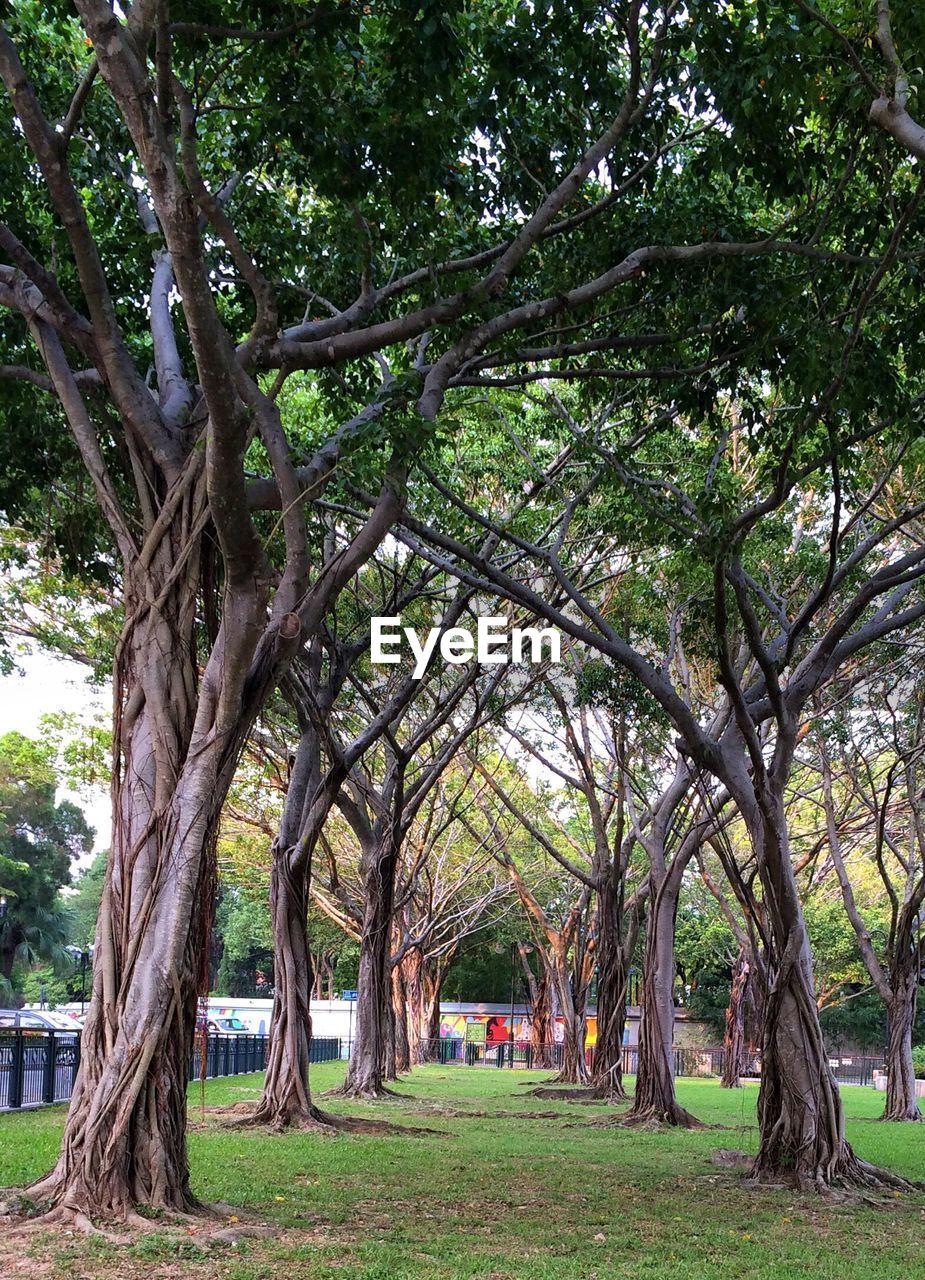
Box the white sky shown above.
[0,651,111,856]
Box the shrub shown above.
[912,1045,925,1079]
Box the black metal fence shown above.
[422,1039,581,1070]
[1,1030,343,1111]
[421,1039,886,1086]
[0,1029,81,1109]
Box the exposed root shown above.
[622,1102,704,1130]
[218,1100,339,1134]
[593,1085,629,1105]
[747,1150,924,1196]
[324,1083,410,1102]
[879,1106,924,1123]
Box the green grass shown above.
[2,1064,925,1279]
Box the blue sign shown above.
[341,989,358,1001]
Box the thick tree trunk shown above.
[721,943,751,1089]
[28,612,219,1217]
[340,832,399,1099]
[883,976,922,1122]
[626,875,699,1127]
[748,801,910,1189]
[590,880,629,1099]
[528,965,555,1069]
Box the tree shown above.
[475,763,597,1086]
[501,668,654,1099]
[813,665,925,1120]
[331,633,522,1098]
[397,397,925,1187]
[0,731,93,998]
[68,851,107,953]
[2,0,709,1215]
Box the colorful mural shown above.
[439,1013,604,1046]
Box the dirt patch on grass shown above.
[411,1105,570,1121]
[202,1100,447,1137]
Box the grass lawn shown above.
[2,1063,924,1279]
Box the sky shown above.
[0,651,111,857]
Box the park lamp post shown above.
[65,944,94,1015]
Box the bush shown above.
[912,1045,925,1079]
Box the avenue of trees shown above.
[2,0,925,1224]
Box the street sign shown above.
[341,989,358,1001]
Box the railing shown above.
[0,1028,81,1109]
[1,1030,343,1111]
[421,1039,580,1070]
[422,1040,886,1085]
[827,1055,885,1087]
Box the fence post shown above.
[42,1031,56,1104]
[9,1031,25,1110]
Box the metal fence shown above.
[1,1030,343,1111]
[422,1038,582,1070]
[421,1039,886,1086]
[827,1055,885,1087]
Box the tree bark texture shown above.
[747,800,909,1189]
[721,942,752,1089]
[341,828,401,1098]
[883,973,923,1122]
[590,879,630,1099]
[625,872,700,1127]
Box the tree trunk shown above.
[423,963,442,1055]
[550,947,589,1085]
[721,942,751,1089]
[28,600,222,1217]
[590,879,629,1099]
[340,831,400,1099]
[243,861,328,1128]
[748,800,909,1189]
[626,873,700,1127]
[402,947,426,1065]
[883,975,922,1122]
[391,961,411,1075]
[529,965,555,1070]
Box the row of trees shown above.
[2,0,925,1220]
